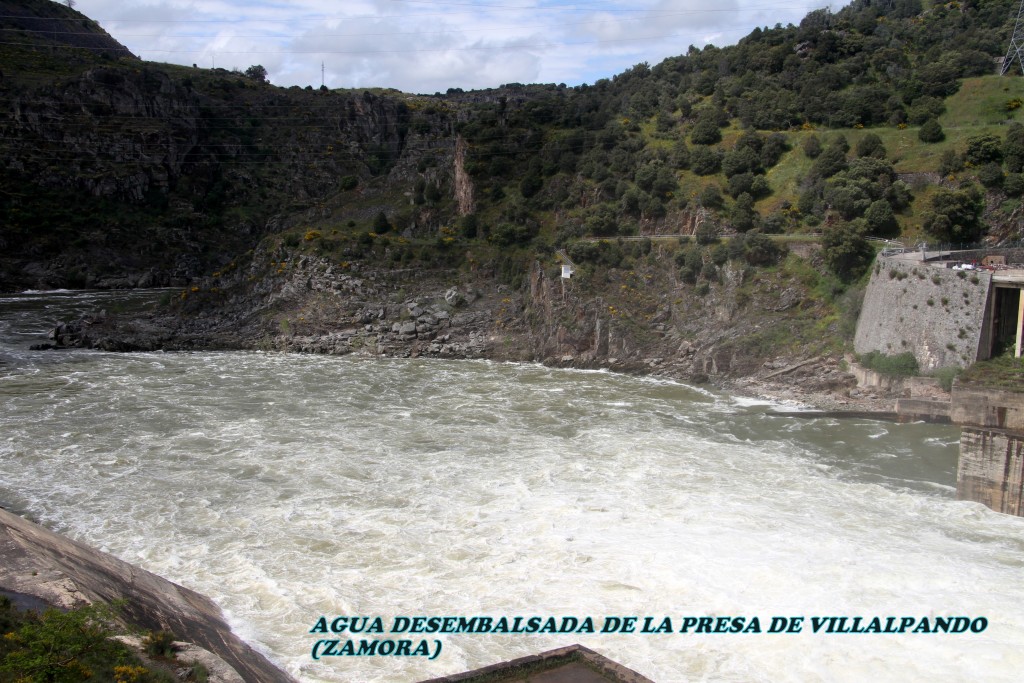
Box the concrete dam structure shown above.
[952,386,1024,517]
[855,249,1024,517]
[854,252,1024,370]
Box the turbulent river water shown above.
[1,289,1023,682]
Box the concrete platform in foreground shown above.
[419,644,655,683]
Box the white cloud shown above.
[71,0,837,92]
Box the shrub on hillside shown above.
[697,184,724,209]
[741,232,785,266]
[857,351,919,378]
[965,134,1002,166]
[690,146,722,176]
[802,135,822,159]
[1004,173,1024,197]
[856,133,886,159]
[938,149,964,176]
[918,118,944,143]
[977,162,1004,189]
[922,185,984,243]
[690,119,721,145]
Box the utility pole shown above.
[1002,0,1024,75]
[321,61,325,88]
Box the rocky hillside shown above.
[0,2,458,290]
[3,0,1024,295]
[1,67,441,288]
[0,0,132,56]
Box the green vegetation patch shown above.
[941,76,1024,130]
[959,354,1024,392]
[930,366,963,392]
[0,597,186,683]
[857,350,920,377]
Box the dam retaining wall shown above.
[854,256,993,370]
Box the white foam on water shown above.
[0,301,1021,682]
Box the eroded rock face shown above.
[0,508,294,683]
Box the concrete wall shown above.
[958,428,1024,517]
[950,385,1024,429]
[952,386,1024,517]
[854,256,993,370]
[850,362,907,393]
[895,398,950,422]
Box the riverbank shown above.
[42,302,902,417]
[31,247,902,418]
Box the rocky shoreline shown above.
[33,296,900,417]
[22,241,913,416]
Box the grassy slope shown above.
[621,76,1024,241]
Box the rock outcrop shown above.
[38,237,881,412]
[0,507,294,683]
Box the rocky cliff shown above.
[0,1,463,292]
[0,67,455,289]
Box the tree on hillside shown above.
[965,135,1002,166]
[742,232,785,266]
[802,135,823,159]
[938,149,963,176]
[690,146,722,175]
[760,133,789,167]
[855,134,886,159]
[1004,123,1024,173]
[690,119,721,145]
[922,185,984,243]
[731,193,760,232]
[864,200,899,236]
[977,163,1004,189]
[810,144,848,180]
[697,184,724,209]
[823,221,873,282]
[244,64,269,83]
[907,97,945,125]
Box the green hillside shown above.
[2,0,1024,294]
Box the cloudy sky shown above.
[72,0,836,93]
